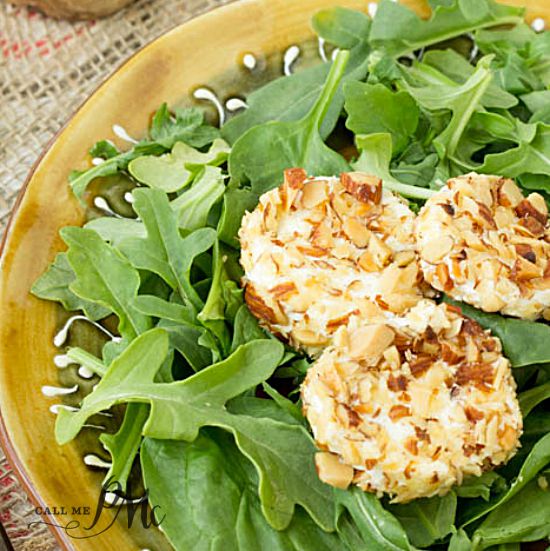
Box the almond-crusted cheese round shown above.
[415,172,550,320]
[239,169,424,355]
[302,300,522,503]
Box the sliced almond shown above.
[498,178,524,208]
[420,235,454,263]
[367,234,392,268]
[348,324,395,362]
[340,172,382,204]
[315,452,354,489]
[301,179,328,208]
[343,217,370,248]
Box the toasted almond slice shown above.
[340,172,382,204]
[348,324,395,362]
[343,217,370,248]
[420,235,454,263]
[315,452,354,489]
[302,179,328,208]
[498,178,524,207]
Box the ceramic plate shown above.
[0,1,547,550]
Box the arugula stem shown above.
[309,49,350,130]
[67,347,107,377]
[391,16,524,59]
[383,180,436,200]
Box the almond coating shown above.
[239,170,425,355]
[301,301,522,502]
[415,172,550,320]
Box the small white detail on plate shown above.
[84,454,112,469]
[78,366,95,379]
[104,492,144,506]
[318,38,328,62]
[93,196,123,218]
[225,98,248,112]
[83,423,106,431]
[283,45,301,76]
[91,158,105,166]
[54,315,120,347]
[123,191,135,204]
[331,47,341,61]
[368,2,377,17]
[42,384,79,397]
[532,17,545,32]
[112,124,138,144]
[49,404,79,414]
[54,354,75,368]
[242,53,257,70]
[193,87,225,125]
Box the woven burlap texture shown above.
[0,0,232,548]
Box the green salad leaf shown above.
[229,50,350,193]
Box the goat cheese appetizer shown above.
[302,300,522,503]
[239,169,425,355]
[415,173,550,320]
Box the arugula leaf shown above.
[149,104,219,149]
[84,218,146,247]
[454,472,506,501]
[518,382,550,417]
[61,227,151,339]
[229,50,350,194]
[335,487,412,551]
[217,187,258,249]
[344,82,419,154]
[471,480,550,549]
[354,133,436,199]
[390,492,457,548]
[222,9,370,145]
[170,166,226,232]
[401,56,493,157]
[56,331,337,531]
[141,431,347,551]
[99,402,149,489]
[369,0,523,58]
[312,6,370,50]
[128,139,229,193]
[449,528,472,551]
[118,188,216,311]
[461,432,550,528]
[70,105,218,201]
[444,298,550,367]
[421,49,518,109]
[231,304,267,352]
[31,252,110,321]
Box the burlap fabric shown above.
[0,0,232,548]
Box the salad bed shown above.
[32,0,550,549]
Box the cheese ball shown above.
[415,173,550,320]
[302,300,522,503]
[239,169,425,355]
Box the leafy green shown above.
[56,331,339,531]
[335,488,412,551]
[84,218,146,246]
[70,105,218,200]
[461,432,550,528]
[99,402,149,489]
[170,166,225,231]
[390,492,457,548]
[401,56,494,158]
[222,8,370,145]
[229,50,350,194]
[354,133,436,199]
[141,431,347,551]
[518,382,550,417]
[31,252,110,320]
[369,0,523,58]
[118,188,216,311]
[61,227,151,339]
[444,298,550,367]
[454,472,505,501]
[471,480,550,549]
[128,139,229,193]
[344,82,419,154]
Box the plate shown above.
[0,0,546,550]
